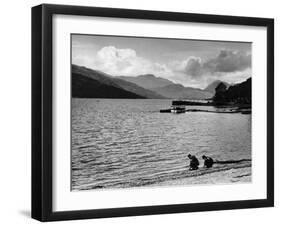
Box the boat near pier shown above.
[160,105,186,113]
[171,106,186,114]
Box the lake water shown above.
[71,99,251,190]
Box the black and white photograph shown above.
[71,34,252,191]
[29,2,275,222]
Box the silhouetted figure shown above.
[188,154,199,170]
[202,155,214,168]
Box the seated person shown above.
[188,154,199,170]
[202,155,214,168]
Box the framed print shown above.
[31,4,274,221]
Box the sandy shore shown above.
[73,167,251,191]
[148,167,251,187]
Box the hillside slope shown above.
[72,65,145,98]
[117,74,174,89]
[111,77,165,99]
[151,84,213,100]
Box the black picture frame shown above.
[32,4,274,222]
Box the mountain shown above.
[118,74,213,99]
[117,74,174,89]
[72,65,145,98]
[111,77,165,99]
[72,65,164,98]
[72,64,214,99]
[213,78,251,105]
[204,80,229,93]
[151,84,213,100]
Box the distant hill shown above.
[111,77,165,99]
[117,74,174,89]
[213,78,251,105]
[72,65,145,98]
[151,84,213,100]
[72,65,164,99]
[204,80,229,93]
[72,65,216,99]
[118,74,213,99]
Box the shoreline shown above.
[147,167,251,187]
[72,167,252,191]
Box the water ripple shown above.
[71,99,251,190]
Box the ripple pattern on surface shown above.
[71,99,251,190]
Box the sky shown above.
[72,34,252,89]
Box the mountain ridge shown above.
[117,74,174,90]
[72,65,232,100]
[118,74,214,99]
[151,84,213,100]
[72,65,165,99]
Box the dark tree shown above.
[213,78,251,105]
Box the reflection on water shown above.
[71,99,251,190]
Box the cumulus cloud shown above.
[94,46,142,74]
[184,57,203,77]
[172,50,251,78]
[97,46,137,61]
[165,49,252,88]
[204,50,251,73]
[89,46,173,78]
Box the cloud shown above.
[81,46,173,78]
[173,50,251,78]
[184,57,203,77]
[169,57,204,78]
[94,46,141,73]
[97,46,137,62]
[166,49,251,88]
[204,50,251,73]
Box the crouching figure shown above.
[188,154,199,170]
[202,155,214,168]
